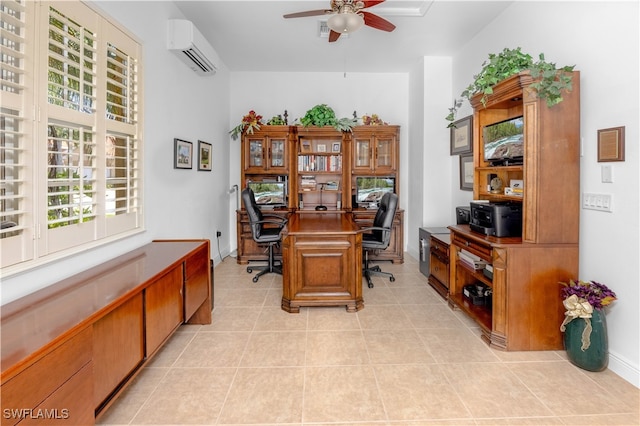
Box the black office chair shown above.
[361,192,399,288]
[241,187,288,283]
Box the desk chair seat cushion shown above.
[362,231,390,250]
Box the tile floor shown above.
[98,254,639,425]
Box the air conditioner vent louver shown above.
[167,19,219,76]
[182,47,215,74]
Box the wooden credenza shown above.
[0,240,212,425]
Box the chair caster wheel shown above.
[368,283,374,288]
[390,276,395,282]
[252,276,259,283]
[247,267,252,273]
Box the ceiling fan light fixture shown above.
[327,12,364,33]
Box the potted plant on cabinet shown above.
[446,47,575,127]
[300,104,357,132]
[559,279,617,371]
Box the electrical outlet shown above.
[216,231,222,238]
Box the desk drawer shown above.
[1,327,92,426]
[452,233,492,261]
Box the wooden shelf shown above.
[448,293,492,332]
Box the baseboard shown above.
[608,351,640,388]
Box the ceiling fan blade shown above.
[328,30,341,43]
[361,11,396,32]
[361,0,386,9]
[283,9,332,19]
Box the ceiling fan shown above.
[283,0,396,42]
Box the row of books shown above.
[298,155,342,172]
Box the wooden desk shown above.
[281,212,363,313]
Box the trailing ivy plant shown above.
[301,104,356,132]
[446,47,575,127]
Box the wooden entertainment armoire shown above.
[236,124,404,265]
[448,71,581,351]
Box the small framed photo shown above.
[597,126,625,162]
[450,115,473,155]
[174,138,192,169]
[316,143,327,153]
[301,141,311,153]
[332,142,341,152]
[459,153,474,191]
[198,140,212,171]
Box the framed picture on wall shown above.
[198,140,212,171]
[459,153,474,191]
[174,138,193,169]
[450,115,473,155]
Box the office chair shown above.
[361,192,399,288]
[241,187,288,283]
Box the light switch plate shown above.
[583,192,613,212]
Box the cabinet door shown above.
[244,138,266,173]
[145,266,184,356]
[374,136,396,173]
[352,136,372,172]
[184,243,211,324]
[93,293,144,409]
[268,138,287,172]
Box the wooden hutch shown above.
[236,124,403,265]
[448,71,580,351]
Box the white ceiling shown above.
[174,1,514,73]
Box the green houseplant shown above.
[301,104,357,132]
[446,47,575,127]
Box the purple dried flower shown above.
[560,279,617,310]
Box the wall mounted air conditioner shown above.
[167,19,219,76]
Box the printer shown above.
[469,201,522,238]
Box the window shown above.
[0,1,143,272]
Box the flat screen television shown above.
[247,181,286,208]
[483,116,524,165]
[355,176,395,206]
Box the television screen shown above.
[355,176,395,205]
[483,116,524,164]
[247,181,286,207]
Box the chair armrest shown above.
[261,214,288,225]
[252,219,288,231]
[359,226,390,233]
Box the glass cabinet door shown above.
[374,137,396,172]
[353,138,372,172]
[270,139,285,169]
[248,139,264,169]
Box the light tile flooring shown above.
[98,254,639,425]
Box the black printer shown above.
[469,201,522,237]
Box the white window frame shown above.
[0,0,144,275]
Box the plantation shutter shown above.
[40,2,99,254]
[0,0,35,268]
[104,26,141,235]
